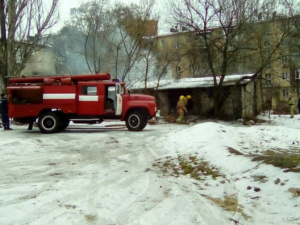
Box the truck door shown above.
[77,83,100,115]
[115,83,122,115]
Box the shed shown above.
[129,74,262,120]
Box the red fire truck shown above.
[7,73,157,133]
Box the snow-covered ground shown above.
[0,114,299,225]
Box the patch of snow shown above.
[0,115,300,224]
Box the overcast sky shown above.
[55,0,140,32]
[57,0,88,30]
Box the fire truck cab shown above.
[7,73,157,133]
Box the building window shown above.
[281,22,287,32]
[265,31,272,36]
[282,72,289,80]
[217,30,223,38]
[161,39,165,46]
[291,53,299,62]
[248,58,254,67]
[283,88,289,97]
[281,55,288,66]
[282,39,289,48]
[266,73,272,85]
[264,41,271,54]
[189,64,194,72]
[163,68,167,74]
[16,49,22,64]
[206,32,211,39]
[189,64,195,75]
[296,69,300,79]
[176,66,181,77]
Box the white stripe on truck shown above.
[43,94,76,99]
[79,95,98,101]
[43,94,98,102]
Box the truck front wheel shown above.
[38,112,60,133]
[125,111,147,131]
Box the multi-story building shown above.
[152,16,300,113]
[259,17,300,111]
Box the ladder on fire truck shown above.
[8,73,111,85]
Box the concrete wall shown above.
[21,46,56,76]
[157,91,171,116]
[241,82,254,118]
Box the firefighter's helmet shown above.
[187,95,192,99]
[179,95,185,100]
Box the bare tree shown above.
[111,0,155,81]
[50,26,90,74]
[127,36,172,94]
[135,44,156,90]
[69,0,112,74]
[67,0,156,81]
[0,0,59,92]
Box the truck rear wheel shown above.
[55,111,70,131]
[125,110,147,131]
[38,112,60,133]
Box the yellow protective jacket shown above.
[183,97,188,106]
[177,100,187,115]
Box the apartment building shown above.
[152,16,300,112]
[260,17,300,111]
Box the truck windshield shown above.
[107,84,124,99]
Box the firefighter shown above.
[183,96,188,106]
[0,93,13,130]
[176,95,187,124]
[288,94,295,118]
[182,95,192,109]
